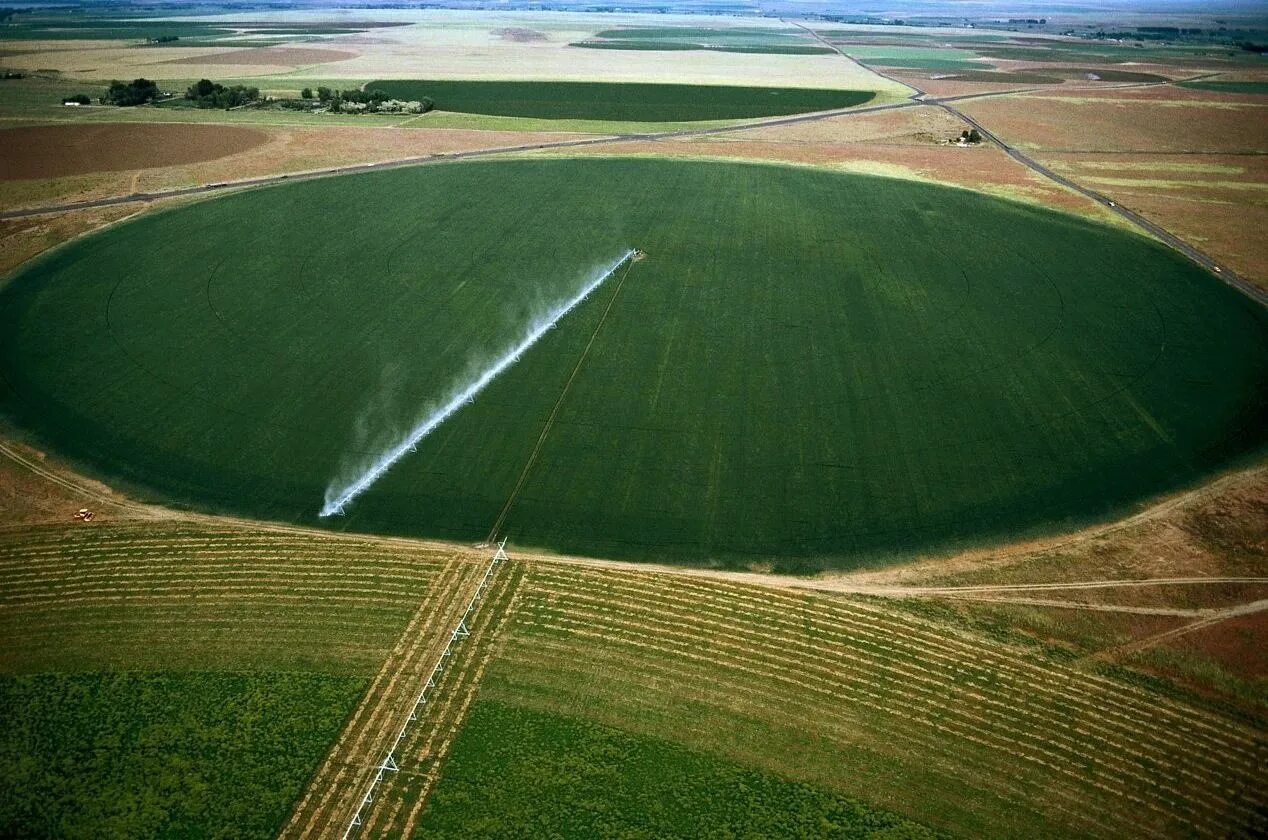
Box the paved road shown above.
[0,85,1028,222]
[790,20,1267,307]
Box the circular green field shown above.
[2,158,1266,570]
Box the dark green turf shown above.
[1177,80,1268,95]
[0,671,364,839]
[2,158,1266,570]
[414,700,938,838]
[365,79,873,122]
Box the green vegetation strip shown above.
[1177,80,1268,95]
[366,79,873,122]
[572,26,833,55]
[0,671,364,839]
[2,159,1266,570]
[415,699,938,838]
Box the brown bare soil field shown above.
[0,123,270,180]
[958,93,1268,152]
[160,47,357,67]
[1108,189,1268,284]
[0,123,591,211]
[1041,84,1268,106]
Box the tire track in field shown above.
[1089,597,1268,662]
[487,257,636,542]
[355,561,526,837]
[279,554,479,839]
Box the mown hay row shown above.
[525,600,1230,831]
[531,572,1256,783]
[485,564,1265,838]
[536,568,1261,765]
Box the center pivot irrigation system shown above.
[320,248,638,518]
[343,538,509,839]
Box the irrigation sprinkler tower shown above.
[341,537,509,839]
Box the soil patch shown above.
[493,27,547,43]
[1166,611,1268,679]
[162,47,355,67]
[0,123,269,180]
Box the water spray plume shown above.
[319,248,637,517]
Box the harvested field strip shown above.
[557,568,1261,762]
[280,554,482,839]
[358,561,526,837]
[0,522,453,674]
[487,565,1265,836]
[522,598,1231,831]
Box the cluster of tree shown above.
[103,78,161,106]
[298,85,433,114]
[2,70,26,80]
[1238,41,1267,53]
[145,35,180,44]
[956,128,983,144]
[185,78,260,109]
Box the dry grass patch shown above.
[1037,152,1268,284]
[0,203,139,276]
[733,103,967,145]
[1158,611,1268,681]
[958,93,1268,152]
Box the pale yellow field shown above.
[3,10,904,94]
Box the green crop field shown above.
[365,80,873,122]
[0,671,363,839]
[415,700,937,838]
[2,158,1266,571]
